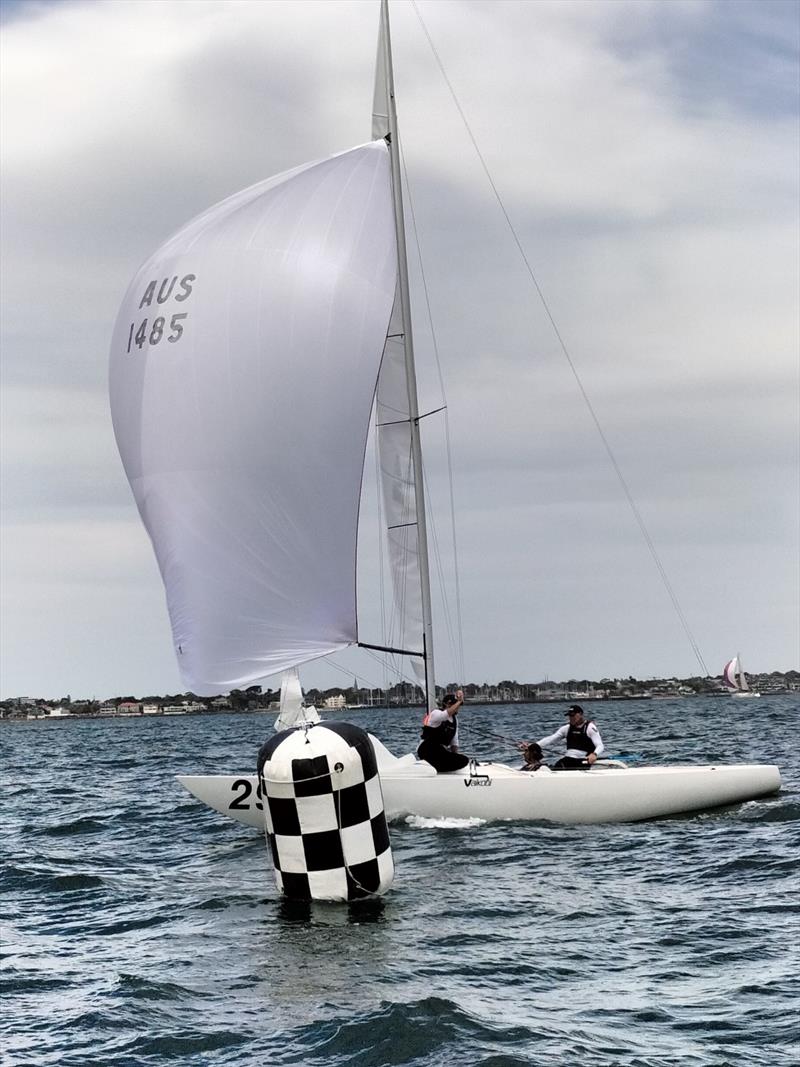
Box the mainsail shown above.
[110,142,397,695]
[375,297,424,670]
[371,0,435,695]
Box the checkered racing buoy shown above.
[256,721,394,902]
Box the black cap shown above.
[442,693,458,706]
[566,704,584,715]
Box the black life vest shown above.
[420,716,457,747]
[566,721,596,755]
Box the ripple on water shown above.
[2,698,798,1067]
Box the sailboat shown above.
[110,1,780,824]
[723,655,760,699]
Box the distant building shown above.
[117,702,142,715]
[163,702,206,714]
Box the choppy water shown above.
[3,695,798,1067]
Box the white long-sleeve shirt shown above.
[537,721,605,759]
[423,707,459,749]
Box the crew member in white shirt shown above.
[522,704,605,770]
[417,689,468,772]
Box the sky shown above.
[1,0,798,701]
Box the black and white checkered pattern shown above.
[257,722,394,902]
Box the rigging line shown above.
[411,1,709,678]
[323,651,416,695]
[359,645,420,688]
[400,144,467,685]
[327,654,394,693]
[468,722,520,747]
[322,656,380,691]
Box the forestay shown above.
[110,142,397,695]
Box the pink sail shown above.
[723,657,740,690]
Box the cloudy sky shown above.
[1,0,798,700]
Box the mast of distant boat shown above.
[375,0,437,711]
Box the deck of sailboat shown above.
[177,753,781,828]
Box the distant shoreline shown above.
[5,685,798,724]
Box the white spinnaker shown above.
[110,142,397,695]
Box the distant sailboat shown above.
[723,655,760,699]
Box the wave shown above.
[0,866,106,893]
[261,997,538,1066]
[33,816,113,838]
[403,815,487,830]
[113,972,207,1002]
[3,697,798,1067]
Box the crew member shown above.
[521,704,605,770]
[417,689,469,772]
[519,741,545,771]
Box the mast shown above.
[378,0,437,710]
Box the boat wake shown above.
[403,815,487,831]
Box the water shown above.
[3,696,798,1067]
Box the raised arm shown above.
[445,689,464,718]
[537,724,569,749]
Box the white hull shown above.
[177,736,781,827]
[730,691,760,699]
